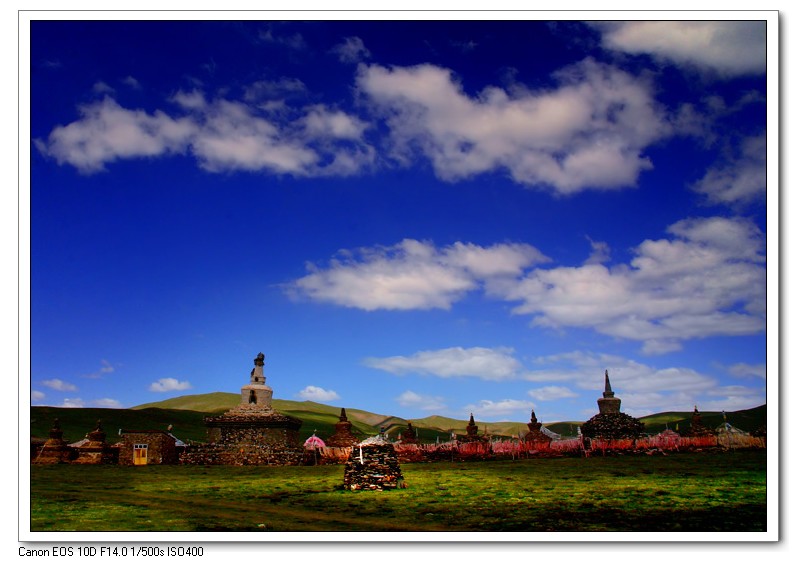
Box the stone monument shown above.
[325,407,360,447]
[72,420,118,464]
[186,352,304,465]
[523,409,552,446]
[343,434,406,491]
[32,418,72,464]
[580,370,644,439]
[400,421,419,444]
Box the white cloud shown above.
[296,385,340,402]
[122,76,141,89]
[35,97,196,173]
[528,385,578,401]
[492,216,765,353]
[41,378,78,392]
[596,21,766,77]
[93,398,123,408]
[289,239,547,311]
[692,134,766,206]
[698,385,767,413]
[31,390,45,402]
[36,92,375,178]
[584,237,611,265]
[728,363,767,380]
[463,399,535,420]
[82,359,115,379]
[396,390,447,412]
[148,378,192,392]
[522,349,763,417]
[364,346,525,381]
[527,350,717,394]
[59,398,86,408]
[357,58,668,193]
[332,36,371,63]
[93,81,114,94]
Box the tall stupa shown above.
[187,352,304,465]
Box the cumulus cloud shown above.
[332,36,371,63]
[93,398,123,408]
[82,359,115,379]
[691,133,766,207]
[522,349,766,417]
[528,385,578,401]
[288,239,548,311]
[364,346,525,381]
[596,21,766,77]
[59,398,86,408]
[41,378,78,392]
[35,91,375,178]
[728,362,766,379]
[296,385,341,402]
[258,26,307,51]
[464,399,535,419]
[396,390,447,412]
[527,350,717,394]
[31,390,45,402]
[357,58,668,193]
[35,97,196,173]
[584,236,611,265]
[491,216,766,353]
[698,385,767,413]
[148,378,192,392]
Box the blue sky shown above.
[24,16,773,425]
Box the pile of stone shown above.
[343,435,406,491]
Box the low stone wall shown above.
[179,443,304,466]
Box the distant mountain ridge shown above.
[130,392,766,439]
[31,393,765,445]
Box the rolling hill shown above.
[30,392,766,445]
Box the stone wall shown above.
[118,431,180,465]
[179,442,304,466]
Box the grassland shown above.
[29,450,766,533]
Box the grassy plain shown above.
[29,450,766,533]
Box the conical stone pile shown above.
[343,435,405,491]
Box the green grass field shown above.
[29,450,766,533]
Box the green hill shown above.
[31,395,766,446]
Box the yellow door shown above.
[133,444,148,465]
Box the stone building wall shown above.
[118,431,179,465]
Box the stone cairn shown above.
[32,418,72,464]
[343,434,406,491]
[325,408,360,447]
[523,410,552,446]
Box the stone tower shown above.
[400,421,419,444]
[195,352,304,465]
[580,369,643,439]
[326,407,360,447]
[524,409,552,446]
[239,352,274,410]
[597,369,621,414]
